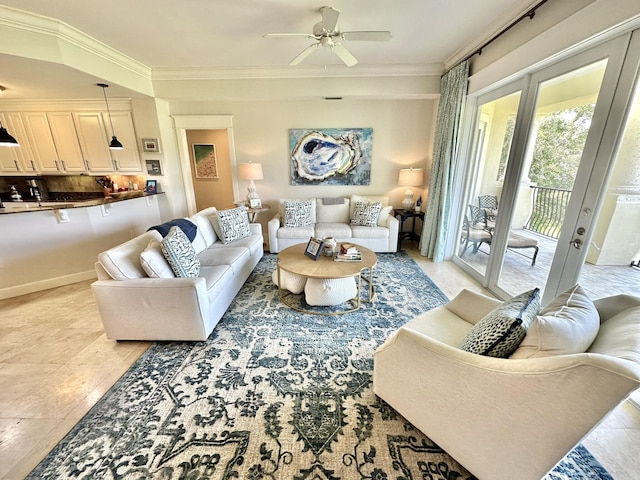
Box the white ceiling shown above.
[0,0,539,100]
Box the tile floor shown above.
[0,247,638,479]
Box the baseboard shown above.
[0,270,97,300]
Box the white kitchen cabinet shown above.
[22,112,61,173]
[73,112,114,172]
[104,111,143,172]
[47,112,86,172]
[0,112,37,174]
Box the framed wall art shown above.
[145,179,157,194]
[289,128,373,186]
[141,138,161,153]
[192,143,219,179]
[145,159,163,176]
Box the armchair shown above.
[373,289,640,480]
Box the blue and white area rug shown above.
[28,253,612,479]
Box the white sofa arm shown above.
[268,214,282,253]
[249,223,263,235]
[91,277,211,341]
[385,214,399,251]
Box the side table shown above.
[247,205,271,222]
[393,208,425,251]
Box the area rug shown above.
[29,253,613,480]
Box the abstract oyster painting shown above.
[290,128,372,185]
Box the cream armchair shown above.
[373,289,640,480]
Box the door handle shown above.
[570,238,583,250]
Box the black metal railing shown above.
[524,186,572,239]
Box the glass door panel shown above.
[495,60,607,296]
[457,91,521,277]
[577,63,640,298]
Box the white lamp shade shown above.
[238,163,264,181]
[398,168,424,187]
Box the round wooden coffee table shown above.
[276,243,377,314]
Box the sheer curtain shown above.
[420,60,469,261]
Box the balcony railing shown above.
[524,186,572,239]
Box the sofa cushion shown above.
[161,226,201,278]
[198,246,250,274]
[510,284,599,359]
[350,225,389,239]
[315,222,353,239]
[140,240,175,278]
[208,232,263,256]
[189,209,218,252]
[277,225,315,239]
[98,230,162,280]
[351,202,383,227]
[200,265,234,303]
[460,288,541,358]
[316,197,350,223]
[210,207,251,244]
[588,306,640,363]
[283,200,314,227]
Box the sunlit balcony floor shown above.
[458,229,640,299]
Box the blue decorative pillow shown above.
[160,226,200,278]
[211,207,251,244]
[460,288,541,358]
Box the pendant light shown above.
[97,83,124,150]
[0,122,19,147]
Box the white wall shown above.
[167,98,435,222]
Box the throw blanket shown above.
[148,218,197,241]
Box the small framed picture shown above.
[145,159,163,176]
[304,237,325,260]
[249,198,262,208]
[141,138,161,153]
[145,179,157,194]
[192,143,218,178]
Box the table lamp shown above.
[238,162,264,208]
[398,168,424,211]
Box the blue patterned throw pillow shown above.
[460,288,541,358]
[283,200,313,227]
[351,201,382,227]
[211,206,251,244]
[161,226,200,278]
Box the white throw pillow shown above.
[283,200,314,227]
[140,240,175,278]
[161,226,200,278]
[210,206,251,244]
[351,201,382,227]
[510,284,599,359]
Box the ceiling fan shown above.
[263,6,391,67]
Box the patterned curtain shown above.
[420,60,469,261]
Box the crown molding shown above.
[0,6,151,81]
[152,63,444,81]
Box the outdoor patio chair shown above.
[478,194,499,224]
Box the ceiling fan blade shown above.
[341,31,392,41]
[263,33,317,39]
[290,43,320,65]
[331,43,357,67]
[320,6,340,32]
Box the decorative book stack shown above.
[334,243,362,262]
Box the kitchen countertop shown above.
[0,191,163,214]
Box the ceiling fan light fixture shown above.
[97,83,124,150]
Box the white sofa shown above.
[91,207,263,341]
[374,288,640,480]
[268,195,399,253]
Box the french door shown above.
[454,31,640,304]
